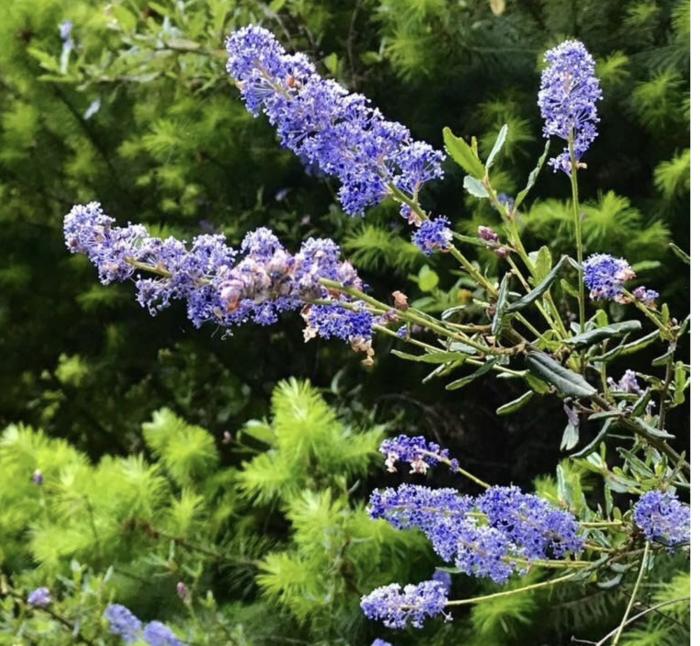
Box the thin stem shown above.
[446,571,580,607]
[594,596,690,646]
[568,138,586,340]
[658,343,676,431]
[422,450,490,488]
[610,541,650,646]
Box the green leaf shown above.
[491,273,510,338]
[597,330,660,362]
[525,351,596,398]
[485,124,508,169]
[514,140,550,208]
[443,127,485,177]
[669,242,690,264]
[323,52,339,75]
[570,419,613,459]
[463,175,489,198]
[563,321,643,349]
[496,390,534,415]
[652,346,674,366]
[635,418,674,439]
[560,420,579,451]
[532,246,553,284]
[507,256,573,313]
[417,265,439,292]
[391,349,465,364]
[445,359,498,390]
[524,371,550,394]
[241,421,276,446]
[673,361,688,405]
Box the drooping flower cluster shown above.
[538,40,602,174]
[27,587,51,607]
[225,26,445,218]
[360,581,450,630]
[368,483,581,588]
[105,605,182,646]
[64,203,378,359]
[379,434,456,474]
[633,491,690,548]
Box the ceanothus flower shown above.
[360,580,449,629]
[143,621,183,646]
[431,570,452,594]
[104,604,142,644]
[412,216,453,255]
[64,203,378,360]
[538,40,602,174]
[476,486,583,559]
[371,640,392,646]
[582,253,636,302]
[379,434,455,474]
[633,286,659,307]
[225,26,444,218]
[633,491,690,548]
[27,587,51,607]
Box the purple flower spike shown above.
[361,580,449,629]
[226,26,444,218]
[538,40,602,174]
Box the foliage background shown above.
[0,0,689,644]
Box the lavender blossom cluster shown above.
[369,483,581,583]
[363,479,582,629]
[582,253,659,306]
[538,40,602,174]
[380,434,457,474]
[105,604,182,645]
[360,580,450,630]
[225,26,450,251]
[633,491,690,548]
[64,203,379,360]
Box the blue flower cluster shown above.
[105,604,182,645]
[226,26,445,217]
[633,491,690,548]
[27,587,51,607]
[379,434,456,474]
[368,484,581,585]
[538,40,602,174]
[360,580,449,629]
[411,216,453,255]
[582,254,635,302]
[64,203,378,360]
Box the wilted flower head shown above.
[361,580,449,629]
[633,491,690,548]
[633,286,659,308]
[538,40,602,174]
[32,469,44,485]
[608,369,642,394]
[27,587,51,607]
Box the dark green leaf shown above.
[507,256,573,313]
[496,390,534,415]
[563,321,642,349]
[443,127,485,177]
[445,359,499,390]
[669,242,690,265]
[525,351,596,398]
[570,419,613,458]
[651,346,674,366]
[491,273,510,338]
[597,330,660,361]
